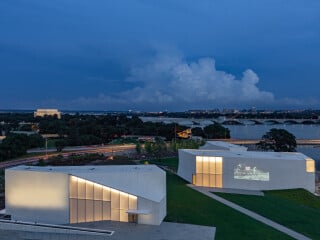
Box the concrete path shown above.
[72,221,216,240]
[0,220,216,240]
[188,185,311,240]
[209,187,264,196]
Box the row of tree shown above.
[0,111,298,161]
[256,128,296,152]
[0,133,44,161]
[137,138,205,158]
[2,114,231,142]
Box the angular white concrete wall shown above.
[5,169,69,224]
[78,166,166,208]
[223,156,315,192]
[178,150,196,183]
[5,165,167,226]
[137,196,166,225]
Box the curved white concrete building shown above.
[5,165,166,225]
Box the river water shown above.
[225,124,320,139]
[141,117,320,164]
[224,124,320,168]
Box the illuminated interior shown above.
[69,176,137,224]
[194,156,223,188]
[306,158,315,173]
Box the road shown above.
[2,139,319,169]
[0,144,135,169]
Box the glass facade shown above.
[306,158,315,173]
[69,176,137,224]
[195,156,223,188]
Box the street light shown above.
[45,138,48,159]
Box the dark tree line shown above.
[0,133,44,161]
[192,123,230,139]
[256,128,297,152]
[0,113,230,160]
[34,115,201,146]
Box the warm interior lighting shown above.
[195,156,223,188]
[69,175,137,224]
[129,194,137,200]
[306,159,315,173]
[94,183,103,188]
[77,177,86,183]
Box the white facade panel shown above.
[5,170,69,224]
[222,156,315,192]
[137,196,166,225]
[178,150,196,183]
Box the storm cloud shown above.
[119,53,274,107]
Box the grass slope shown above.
[215,189,320,239]
[165,173,293,240]
[145,157,178,171]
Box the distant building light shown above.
[34,109,61,119]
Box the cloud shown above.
[67,52,278,110]
[66,49,320,111]
[119,52,274,107]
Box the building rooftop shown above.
[200,141,247,151]
[181,149,311,161]
[11,164,162,173]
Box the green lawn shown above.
[165,173,293,240]
[215,189,320,239]
[47,139,59,148]
[145,157,178,171]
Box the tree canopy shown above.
[0,133,44,161]
[203,123,230,139]
[256,128,296,152]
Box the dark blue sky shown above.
[1,0,319,111]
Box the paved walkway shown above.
[208,187,264,196]
[0,220,216,240]
[188,185,311,240]
[72,221,216,240]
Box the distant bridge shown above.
[140,117,320,127]
[225,139,320,145]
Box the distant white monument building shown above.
[34,109,61,119]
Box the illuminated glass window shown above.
[69,176,137,224]
[306,159,315,173]
[195,156,223,188]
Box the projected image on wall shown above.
[234,164,269,181]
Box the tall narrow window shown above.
[69,176,137,224]
[306,158,315,173]
[195,156,223,188]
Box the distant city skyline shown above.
[1,0,319,111]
